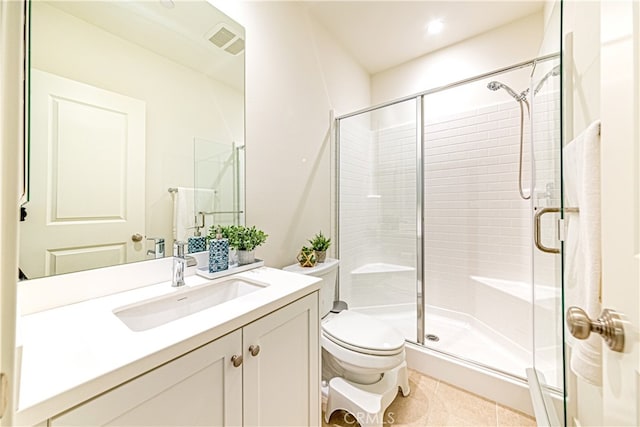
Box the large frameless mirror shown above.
[20,0,245,279]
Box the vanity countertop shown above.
[15,267,320,426]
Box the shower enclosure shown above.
[194,137,245,230]
[335,52,562,412]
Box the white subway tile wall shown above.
[423,101,532,332]
[338,117,376,305]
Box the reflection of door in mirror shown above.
[20,70,146,278]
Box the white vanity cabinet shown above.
[49,293,319,427]
[243,292,320,426]
[50,330,243,426]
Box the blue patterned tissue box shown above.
[209,238,229,273]
[188,236,207,253]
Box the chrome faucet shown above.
[172,241,187,287]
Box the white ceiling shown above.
[305,1,545,74]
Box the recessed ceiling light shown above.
[160,0,175,9]
[427,19,444,35]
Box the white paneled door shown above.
[567,0,640,425]
[20,69,146,278]
[597,0,639,425]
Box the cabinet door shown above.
[242,293,320,427]
[51,330,242,427]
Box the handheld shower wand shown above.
[487,81,527,102]
[534,65,561,95]
[487,80,531,200]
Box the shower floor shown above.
[351,304,537,381]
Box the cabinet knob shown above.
[231,354,243,367]
[249,345,260,357]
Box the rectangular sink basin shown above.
[114,278,268,332]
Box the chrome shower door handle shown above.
[533,207,579,254]
[566,306,625,352]
[534,207,560,254]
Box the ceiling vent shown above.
[206,23,245,55]
[225,38,245,55]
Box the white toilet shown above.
[283,258,410,427]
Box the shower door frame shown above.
[335,51,559,348]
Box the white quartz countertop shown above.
[15,267,320,426]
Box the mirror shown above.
[20,0,245,279]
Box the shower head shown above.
[487,81,524,101]
[487,81,502,91]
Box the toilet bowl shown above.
[322,310,406,383]
[283,258,410,427]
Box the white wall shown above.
[371,11,544,105]
[214,1,371,267]
[29,3,244,262]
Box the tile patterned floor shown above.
[322,369,536,427]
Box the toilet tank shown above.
[283,258,339,317]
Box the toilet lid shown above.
[321,311,405,356]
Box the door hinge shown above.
[0,372,7,419]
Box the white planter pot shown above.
[237,250,255,265]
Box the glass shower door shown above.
[337,98,419,341]
[194,138,245,233]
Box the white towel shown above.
[563,120,602,386]
[172,187,216,242]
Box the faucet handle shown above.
[174,241,186,257]
[146,237,166,259]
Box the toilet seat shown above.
[321,333,406,375]
[321,311,405,356]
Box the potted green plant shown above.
[308,231,331,263]
[297,246,317,267]
[210,225,268,265]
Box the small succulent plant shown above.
[308,231,331,252]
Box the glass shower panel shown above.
[529,55,563,422]
[194,138,245,234]
[531,57,563,386]
[338,98,418,341]
[422,69,534,378]
[529,2,564,423]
